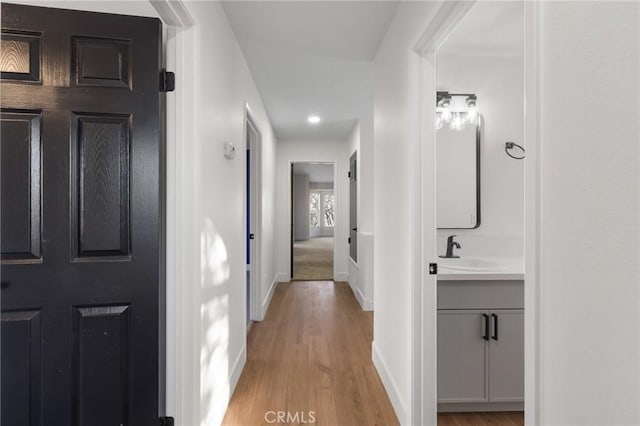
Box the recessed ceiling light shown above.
[308,115,321,124]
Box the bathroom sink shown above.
[439,257,507,272]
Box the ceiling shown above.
[293,163,334,183]
[439,1,524,56]
[222,1,398,140]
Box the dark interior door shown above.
[1,4,162,425]
[349,152,357,262]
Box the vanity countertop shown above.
[437,256,524,281]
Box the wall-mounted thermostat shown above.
[223,141,236,159]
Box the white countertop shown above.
[437,257,524,281]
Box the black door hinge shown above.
[348,237,351,244]
[249,233,255,240]
[159,416,175,426]
[347,171,351,178]
[160,69,175,92]
[428,263,438,275]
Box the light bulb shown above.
[440,106,452,122]
[450,112,465,131]
[466,107,478,124]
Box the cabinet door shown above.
[488,310,524,402]
[438,310,488,403]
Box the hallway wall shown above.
[180,2,278,425]
[275,139,349,282]
[372,2,443,423]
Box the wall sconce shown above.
[436,91,480,131]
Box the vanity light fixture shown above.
[436,91,480,131]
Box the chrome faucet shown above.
[440,235,461,258]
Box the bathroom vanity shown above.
[437,262,524,413]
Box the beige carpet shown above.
[293,237,333,280]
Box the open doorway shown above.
[246,112,261,328]
[411,1,526,425]
[290,162,335,281]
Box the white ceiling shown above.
[439,1,524,57]
[222,1,398,140]
[293,163,334,183]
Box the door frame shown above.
[151,1,198,424]
[245,107,262,322]
[409,1,541,425]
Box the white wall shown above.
[534,2,640,424]
[276,139,349,282]
[372,2,442,423]
[184,2,278,425]
[436,54,524,257]
[293,173,310,241]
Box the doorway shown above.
[246,112,261,326]
[290,162,335,281]
[409,1,531,425]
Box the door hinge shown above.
[348,237,351,244]
[159,416,175,426]
[249,233,255,240]
[428,263,438,275]
[347,171,351,178]
[160,69,175,92]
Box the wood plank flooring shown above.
[222,280,524,426]
[222,281,398,426]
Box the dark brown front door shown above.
[1,4,162,425]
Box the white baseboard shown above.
[260,273,279,320]
[334,271,348,281]
[278,272,291,282]
[372,341,408,425]
[355,287,374,311]
[229,346,246,400]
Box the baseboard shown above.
[334,272,348,281]
[372,341,408,425]
[278,272,291,282]
[355,287,374,311]
[260,273,279,320]
[438,402,524,412]
[229,346,247,401]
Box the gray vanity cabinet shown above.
[437,310,488,403]
[488,310,524,402]
[437,280,524,411]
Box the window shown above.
[309,191,334,228]
[323,194,334,227]
[309,192,320,228]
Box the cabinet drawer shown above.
[438,280,524,310]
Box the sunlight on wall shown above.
[200,218,232,426]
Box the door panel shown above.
[349,152,357,262]
[488,310,525,402]
[1,4,161,424]
[0,110,41,261]
[437,310,488,403]
[1,310,41,426]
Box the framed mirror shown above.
[436,121,481,229]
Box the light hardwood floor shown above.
[222,280,524,426]
[222,281,398,426]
